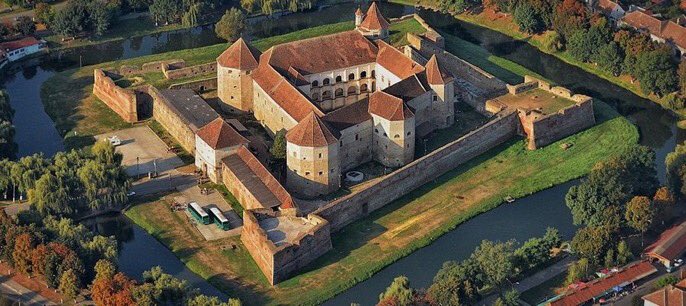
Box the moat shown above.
[1,2,683,304]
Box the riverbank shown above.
[39,19,423,150]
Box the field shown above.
[39,19,426,150]
[125,21,638,305]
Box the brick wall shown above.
[241,210,332,285]
[92,69,138,123]
[520,100,595,149]
[148,87,197,154]
[314,111,520,231]
[163,62,217,80]
[168,77,218,91]
[119,59,184,76]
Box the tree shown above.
[616,240,632,265]
[34,3,55,24]
[51,1,89,37]
[596,42,623,76]
[31,244,49,276]
[58,269,79,301]
[566,258,592,284]
[149,0,182,25]
[94,259,116,280]
[215,8,246,42]
[427,260,480,305]
[502,289,520,306]
[91,272,136,306]
[187,295,242,306]
[551,0,587,39]
[567,30,592,62]
[635,48,679,97]
[472,240,516,292]
[667,142,686,196]
[604,248,615,268]
[513,2,543,34]
[14,16,35,36]
[141,266,191,304]
[270,129,287,160]
[12,233,34,274]
[571,226,611,264]
[379,276,414,306]
[625,196,654,245]
[542,31,562,52]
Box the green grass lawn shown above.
[122,19,637,304]
[41,19,426,151]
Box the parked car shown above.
[107,136,122,146]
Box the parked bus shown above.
[188,202,210,225]
[210,207,230,230]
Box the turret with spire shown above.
[355,2,389,40]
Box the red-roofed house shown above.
[0,37,47,63]
[642,277,686,306]
[593,0,626,22]
[549,261,657,306]
[645,220,686,268]
[620,10,686,58]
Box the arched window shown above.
[347,86,356,95]
[335,88,344,97]
[372,81,376,92]
[394,134,400,138]
[323,78,330,85]
[335,76,342,83]
[322,90,332,99]
[360,84,368,92]
[348,73,355,80]
[361,71,367,78]
[371,70,376,78]
[312,80,319,87]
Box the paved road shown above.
[613,263,671,305]
[0,1,69,24]
[480,256,576,305]
[0,275,56,305]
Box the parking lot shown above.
[174,183,242,240]
[96,126,185,178]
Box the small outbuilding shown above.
[644,220,686,268]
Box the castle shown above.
[216,2,456,198]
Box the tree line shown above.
[0,91,16,160]
[374,228,562,305]
[0,141,129,217]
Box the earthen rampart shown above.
[92,69,139,123]
[314,111,520,231]
[241,209,332,285]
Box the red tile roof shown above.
[426,55,454,85]
[322,98,371,131]
[355,7,364,16]
[196,118,249,149]
[359,2,390,31]
[642,279,686,306]
[376,40,425,79]
[550,261,657,306]
[645,220,686,262]
[286,112,338,147]
[623,10,664,35]
[264,30,378,75]
[251,59,324,122]
[216,38,261,70]
[597,0,623,15]
[661,21,686,49]
[369,91,414,121]
[0,37,42,52]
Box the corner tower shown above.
[286,112,341,198]
[217,38,261,113]
[356,2,390,40]
[369,91,415,167]
[425,55,455,129]
[355,7,364,27]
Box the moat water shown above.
[1,2,683,304]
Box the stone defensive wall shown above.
[168,77,218,91]
[314,111,520,231]
[515,76,595,149]
[92,69,139,123]
[241,209,332,285]
[119,59,216,80]
[147,87,200,153]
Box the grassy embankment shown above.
[40,19,423,150]
[126,25,639,305]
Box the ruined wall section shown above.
[241,210,332,285]
[93,69,138,123]
[163,62,217,80]
[315,111,520,231]
[168,77,218,91]
[119,59,184,76]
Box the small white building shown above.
[195,118,250,183]
[0,37,47,63]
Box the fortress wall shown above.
[168,77,218,91]
[272,214,332,284]
[521,99,595,149]
[221,162,264,210]
[92,69,138,123]
[163,62,217,80]
[315,111,520,231]
[148,87,197,154]
[241,210,332,285]
[119,59,184,76]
